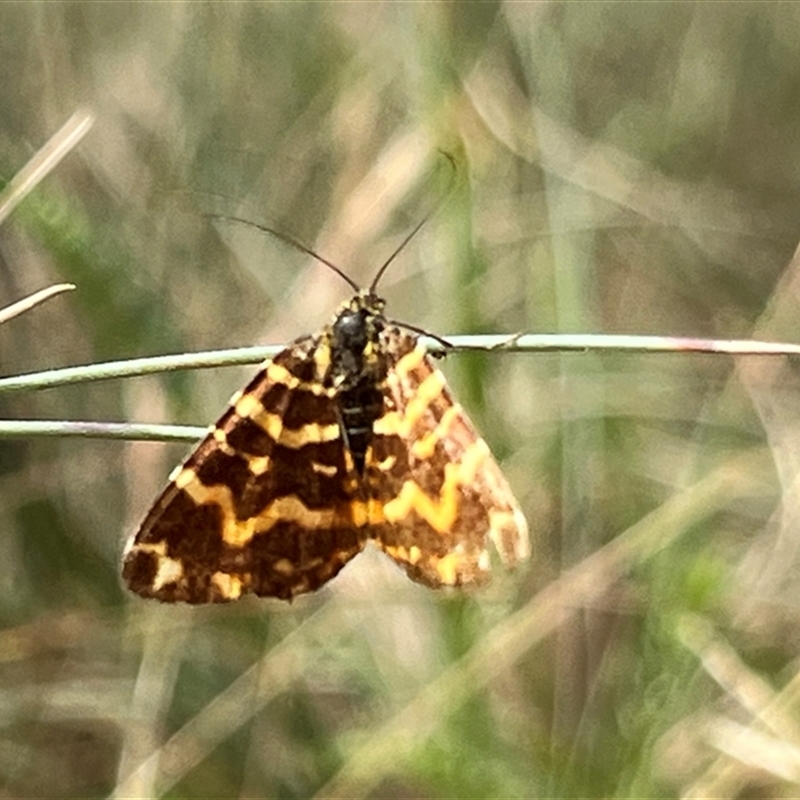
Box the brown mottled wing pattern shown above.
[365,329,530,587]
[122,333,368,603]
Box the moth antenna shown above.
[368,151,459,295]
[368,216,429,295]
[205,213,361,293]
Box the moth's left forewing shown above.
[366,330,530,588]
[123,332,368,603]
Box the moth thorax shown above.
[330,304,384,386]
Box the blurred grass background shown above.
[2,2,800,798]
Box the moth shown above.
[122,219,529,602]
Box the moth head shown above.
[332,293,386,354]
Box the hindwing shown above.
[366,330,529,587]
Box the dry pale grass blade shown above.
[681,718,800,797]
[0,109,94,226]
[678,615,800,798]
[679,615,800,745]
[4,331,800,399]
[479,333,800,356]
[0,283,75,325]
[707,720,800,784]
